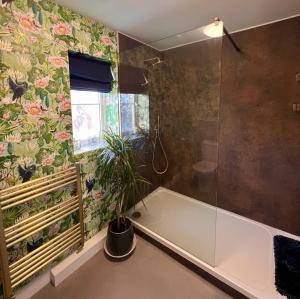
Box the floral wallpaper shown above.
[0,0,118,293]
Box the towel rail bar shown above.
[10,224,80,272]
[0,167,76,196]
[0,163,84,299]
[0,171,76,201]
[11,231,81,280]
[11,237,81,289]
[1,178,78,210]
[5,197,78,235]
[0,175,77,206]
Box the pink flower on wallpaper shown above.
[52,23,72,36]
[49,56,67,68]
[37,119,45,128]
[55,40,68,51]
[14,12,40,32]
[93,51,103,58]
[0,143,7,157]
[15,118,23,126]
[59,99,71,111]
[101,36,112,46]
[2,111,11,120]
[57,94,66,101]
[50,15,60,23]
[34,77,49,89]
[29,36,38,44]
[61,115,72,125]
[62,164,69,171]
[24,102,48,117]
[55,131,71,141]
[42,154,55,166]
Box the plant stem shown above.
[117,216,120,232]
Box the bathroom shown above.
[0,1,299,299]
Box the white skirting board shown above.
[15,227,107,299]
[51,227,107,287]
[15,271,51,299]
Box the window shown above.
[120,93,149,137]
[71,90,119,154]
[71,90,149,154]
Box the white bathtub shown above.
[128,187,299,299]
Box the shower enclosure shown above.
[119,20,223,267]
[118,16,300,299]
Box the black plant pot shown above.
[105,217,135,258]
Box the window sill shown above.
[74,140,106,155]
[73,133,149,155]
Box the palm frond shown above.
[97,130,150,220]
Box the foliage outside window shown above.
[120,93,149,137]
[70,91,149,154]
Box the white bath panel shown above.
[216,210,300,299]
[215,209,275,296]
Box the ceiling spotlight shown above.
[203,17,223,38]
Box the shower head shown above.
[144,57,163,67]
[142,57,164,86]
[141,72,149,87]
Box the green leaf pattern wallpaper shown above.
[0,0,119,291]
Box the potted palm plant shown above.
[97,130,149,258]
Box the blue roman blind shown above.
[68,51,114,93]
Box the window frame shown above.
[70,89,109,155]
[70,90,149,155]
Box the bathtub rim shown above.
[128,186,275,299]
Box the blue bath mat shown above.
[274,235,300,299]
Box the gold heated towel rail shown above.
[0,163,84,299]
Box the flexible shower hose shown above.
[152,116,169,175]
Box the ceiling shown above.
[56,0,300,50]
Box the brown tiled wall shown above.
[159,38,222,205]
[119,16,300,236]
[218,16,300,236]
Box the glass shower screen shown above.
[120,20,223,267]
